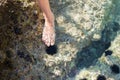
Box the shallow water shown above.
[0,0,120,80]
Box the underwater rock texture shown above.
[0,0,120,80]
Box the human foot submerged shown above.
[42,13,56,47]
[37,0,56,47]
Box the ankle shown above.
[43,12,55,27]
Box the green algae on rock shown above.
[0,0,44,80]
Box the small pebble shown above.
[97,75,106,80]
[45,45,57,55]
[105,50,112,56]
[110,64,120,74]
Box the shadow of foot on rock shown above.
[67,21,120,78]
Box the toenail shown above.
[51,43,54,46]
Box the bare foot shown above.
[42,13,55,46]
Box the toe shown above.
[46,41,50,47]
[45,36,50,47]
[50,36,55,46]
[50,38,55,46]
[51,41,54,45]
[46,39,50,46]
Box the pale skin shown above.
[38,0,55,47]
